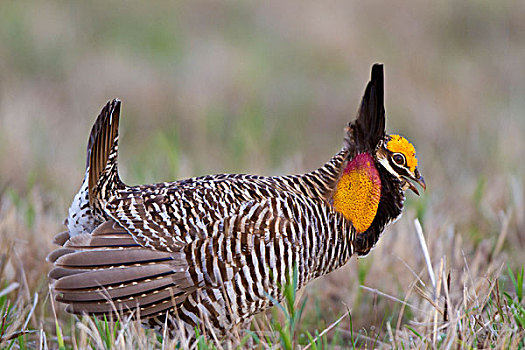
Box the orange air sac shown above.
[333,153,381,233]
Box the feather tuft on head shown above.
[386,135,418,172]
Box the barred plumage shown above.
[48,64,425,338]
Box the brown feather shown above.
[49,219,198,321]
[65,220,140,248]
[54,249,173,267]
[46,248,75,263]
[54,264,176,290]
[138,294,188,318]
[56,275,177,302]
[53,231,71,246]
[63,232,138,248]
[87,235,140,247]
[65,288,183,314]
[91,220,122,235]
[49,267,91,280]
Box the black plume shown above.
[344,64,386,154]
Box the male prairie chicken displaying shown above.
[48,64,425,338]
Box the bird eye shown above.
[393,153,405,166]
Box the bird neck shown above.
[332,153,381,233]
[280,150,347,200]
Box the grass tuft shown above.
[0,1,524,347]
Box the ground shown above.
[0,1,524,348]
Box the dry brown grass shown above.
[0,0,524,348]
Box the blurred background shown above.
[0,0,524,343]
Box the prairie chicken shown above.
[48,64,425,338]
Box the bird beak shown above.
[404,168,426,196]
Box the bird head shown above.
[375,134,425,195]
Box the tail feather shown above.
[54,248,174,267]
[87,99,122,206]
[56,275,177,302]
[47,248,75,263]
[53,265,175,289]
[48,219,196,321]
[49,267,91,279]
[64,99,124,236]
[53,231,70,245]
[63,289,184,315]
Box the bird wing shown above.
[102,175,298,251]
